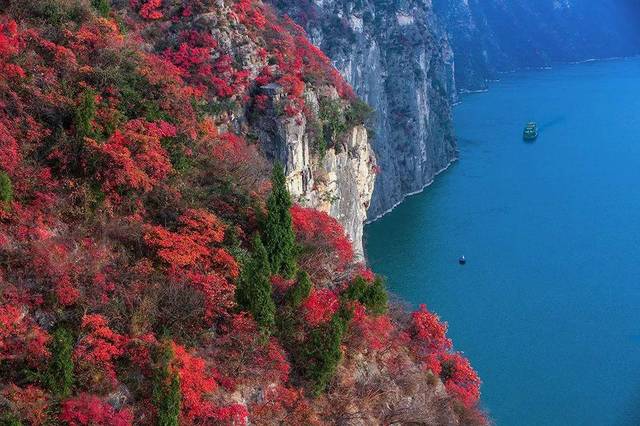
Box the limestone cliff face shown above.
[185,6,377,254]
[269,0,458,220]
[434,0,640,91]
[252,85,376,257]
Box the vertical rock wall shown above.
[270,0,459,220]
[252,85,376,257]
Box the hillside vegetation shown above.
[0,1,486,424]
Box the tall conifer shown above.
[44,327,74,398]
[0,172,13,206]
[300,310,349,395]
[236,235,276,334]
[263,164,297,277]
[153,342,181,426]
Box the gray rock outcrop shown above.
[270,0,458,220]
[253,85,376,257]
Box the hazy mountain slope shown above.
[435,0,640,90]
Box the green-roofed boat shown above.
[523,122,538,141]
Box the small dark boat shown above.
[523,122,538,141]
[459,256,466,265]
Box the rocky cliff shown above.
[252,84,376,257]
[270,0,458,220]
[434,0,640,91]
[180,3,377,254]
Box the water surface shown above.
[365,57,640,425]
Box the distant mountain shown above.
[434,0,640,90]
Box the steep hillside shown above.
[0,0,485,424]
[435,0,640,90]
[269,0,458,220]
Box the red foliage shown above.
[131,0,164,20]
[351,304,395,351]
[254,93,269,110]
[144,225,209,268]
[144,208,236,275]
[250,385,316,424]
[408,304,452,356]
[2,385,50,426]
[0,121,21,174]
[407,305,481,407]
[172,342,217,421]
[178,208,226,245]
[302,288,340,327]
[55,274,80,306]
[91,119,174,200]
[291,205,354,280]
[171,342,248,424]
[210,133,253,172]
[60,394,133,426]
[257,340,291,382]
[0,19,26,83]
[355,265,376,282]
[143,208,237,324]
[205,314,291,388]
[163,29,249,99]
[179,271,236,323]
[0,304,50,366]
[439,353,481,408]
[424,353,443,377]
[74,314,126,391]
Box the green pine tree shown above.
[299,310,350,396]
[263,164,297,278]
[74,88,97,140]
[277,270,313,342]
[91,0,111,17]
[0,414,22,426]
[343,276,388,315]
[152,342,181,426]
[236,235,276,335]
[285,270,312,309]
[0,171,13,206]
[44,327,74,398]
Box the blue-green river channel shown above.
[365,57,640,425]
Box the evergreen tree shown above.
[263,164,297,278]
[152,342,181,426]
[0,414,22,426]
[0,171,12,206]
[236,235,276,335]
[299,309,350,396]
[362,276,388,315]
[74,88,96,140]
[277,270,313,342]
[285,270,312,309]
[344,276,388,315]
[44,327,74,398]
[91,0,111,17]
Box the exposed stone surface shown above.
[252,86,376,257]
[185,5,378,254]
[269,0,458,220]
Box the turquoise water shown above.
[364,57,640,425]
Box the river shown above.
[365,57,640,425]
